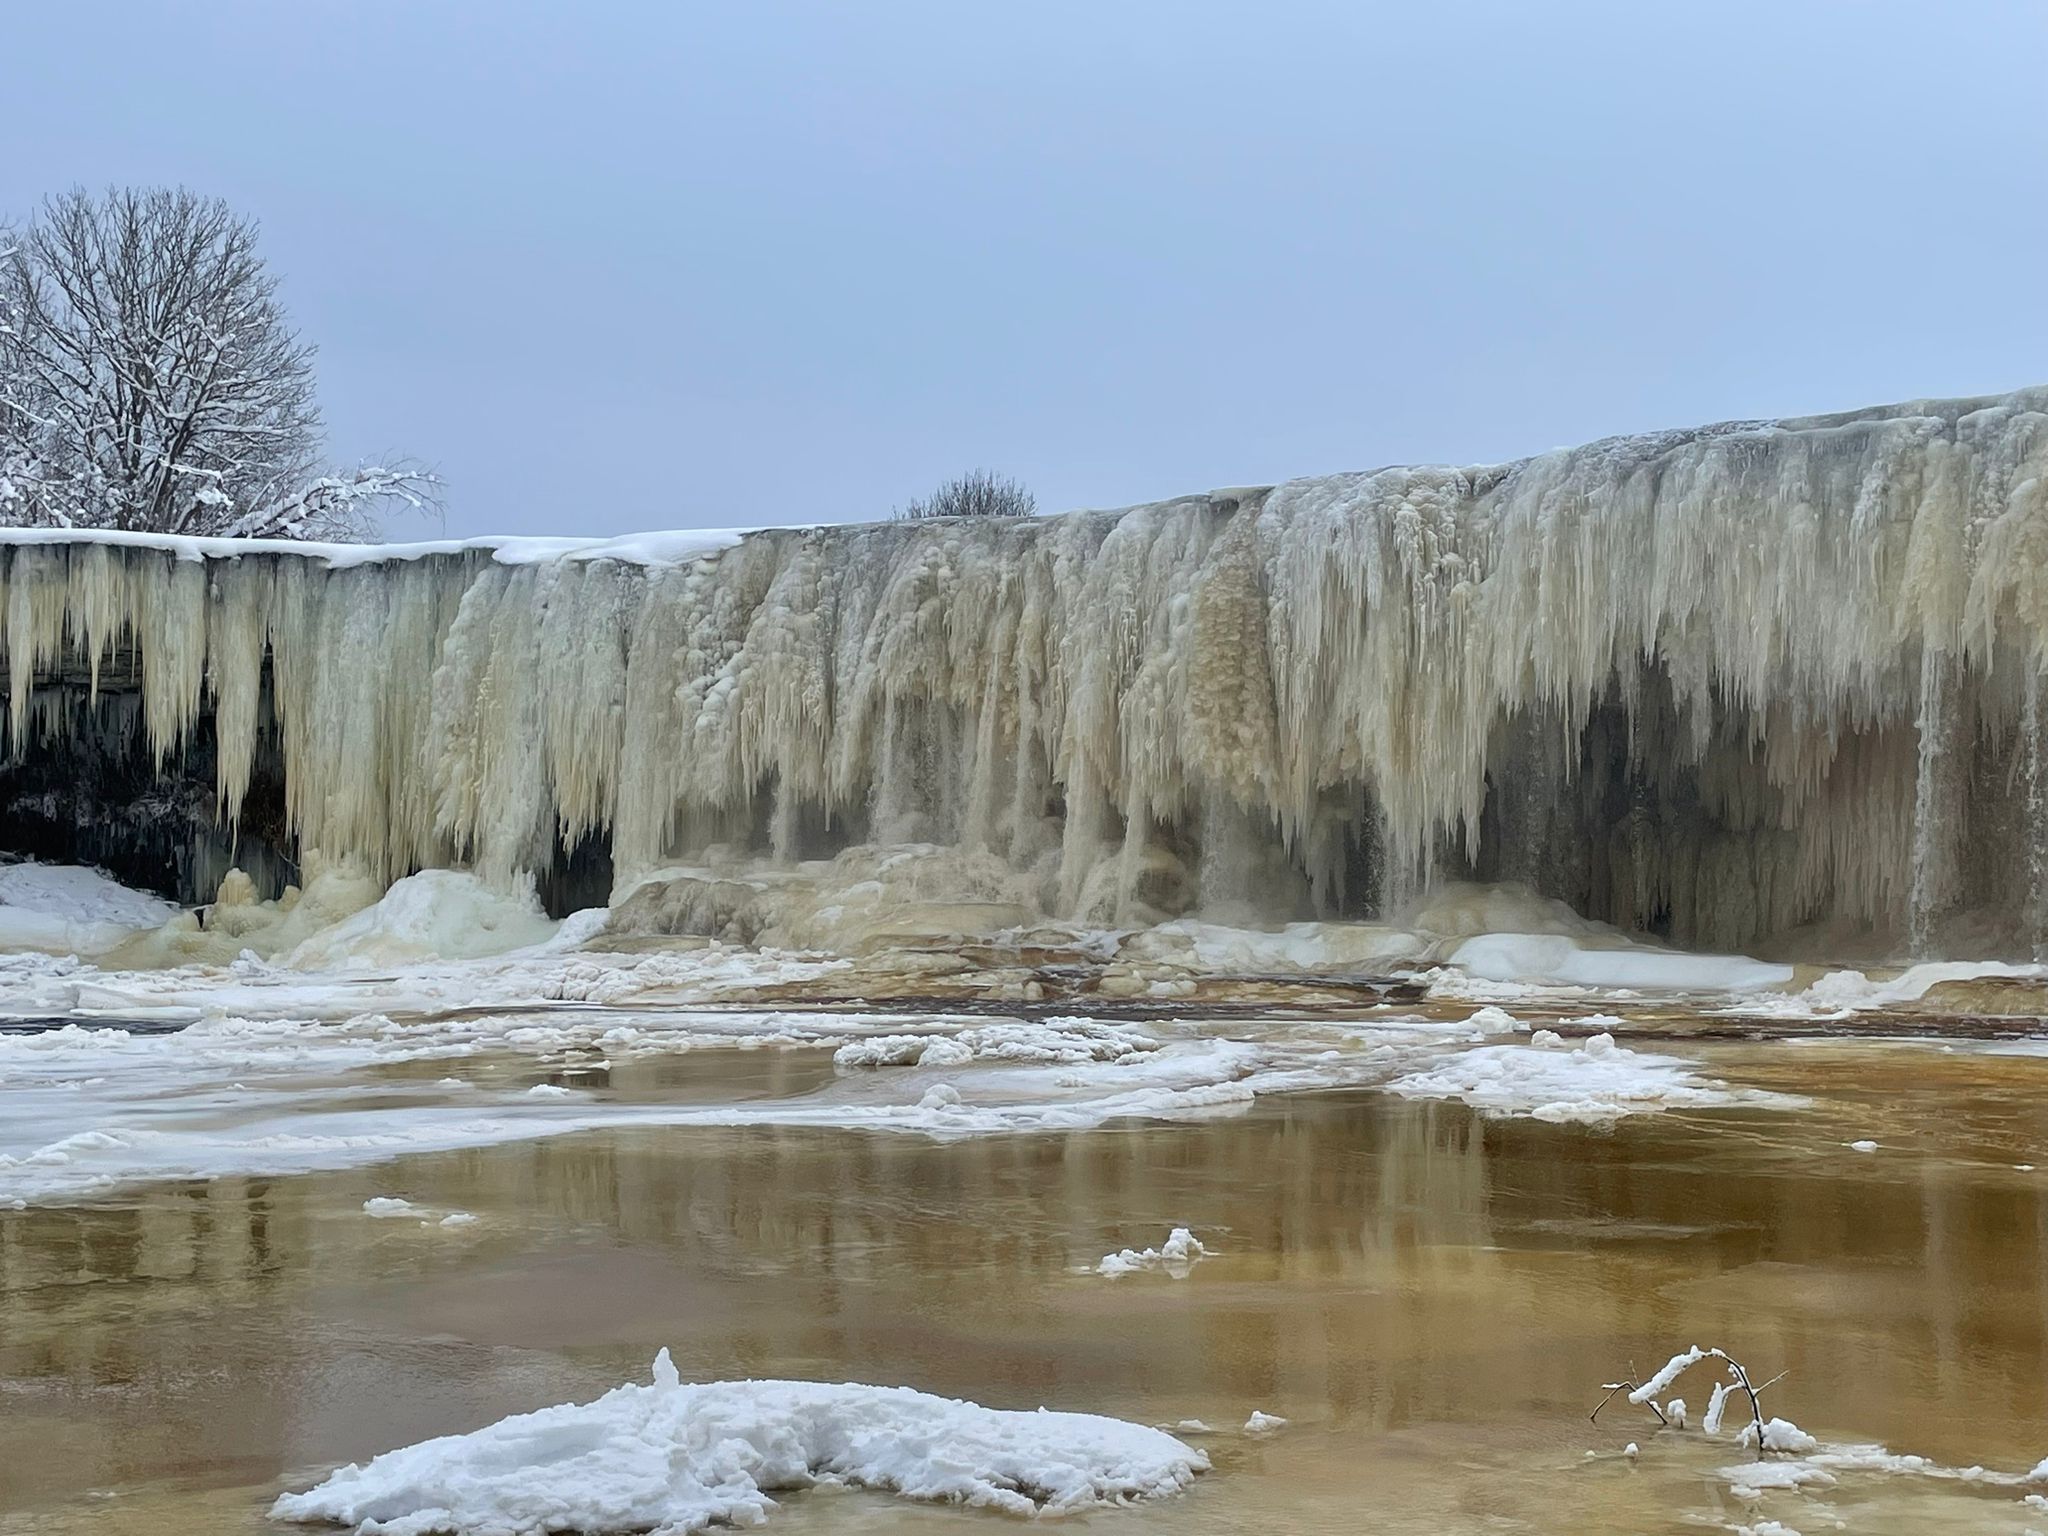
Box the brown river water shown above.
[2,1038,2045,1534]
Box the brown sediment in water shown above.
[1,1039,2045,1534]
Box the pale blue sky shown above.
[6,2,2045,537]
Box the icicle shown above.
[2027,670,2048,960]
[1908,648,1962,958]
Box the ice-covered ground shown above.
[271,1349,1207,1533]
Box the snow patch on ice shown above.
[270,1350,1206,1533]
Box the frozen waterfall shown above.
[2,386,2046,956]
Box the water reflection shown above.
[2,1049,2046,1530]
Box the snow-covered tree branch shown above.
[0,188,438,541]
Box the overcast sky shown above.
[6,2,2045,538]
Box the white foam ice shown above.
[1095,1227,1207,1278]
[1385,1032,1804,1124]
[1718,1438,2044,1507]
[270,1349,1206,1534]
[833,1019,1158,1071]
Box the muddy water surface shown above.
[2,1040,2046,1534]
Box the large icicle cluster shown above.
[1,387,2044,953]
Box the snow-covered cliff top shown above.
[7,384,2040,569]
[0,525,751,568]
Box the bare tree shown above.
[0,188,435,541]
[896,468,1035,521]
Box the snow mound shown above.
[0,860,177,955]
[271,1350,1206,1534]
[0,861,175,927]
[1096,1227,1207,1277]
[282,871,560,969]
[1385,1033,1801,1124]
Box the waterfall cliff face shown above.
[3,386,2046,954]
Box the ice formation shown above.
[270,1350,1206,1533]
[4,387,2047,956]
[1095,1226,1207,1277]
[1384,1033,1804,1124]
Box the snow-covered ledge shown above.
[0,524,750,569]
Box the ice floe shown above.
[271,1350,1205,1534]
[1385,1033,1804,1124]
[1095,1227,1207,1278]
